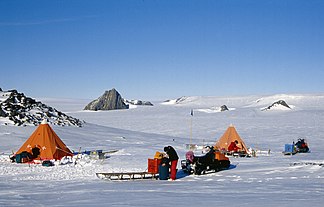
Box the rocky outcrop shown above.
[0,89,83,126]
[175,96,187,103]
[84,88,129,111]
[220,105,229,111]
[0,107,7,117]
[262,100,291,111]
[124,99,153,106]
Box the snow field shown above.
[0,94,324,206]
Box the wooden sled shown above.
[96,172,158,180]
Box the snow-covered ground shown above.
[1,94,324,206]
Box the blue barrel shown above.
[159,164,169,180]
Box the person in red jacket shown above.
[228,140,240,152]
[164,146,179,181]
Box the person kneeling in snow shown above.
[164,146,179,181]
[228,140,240,152]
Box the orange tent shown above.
[16,120,72,160]
[214,124,249,153]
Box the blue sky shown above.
[1,0,324,100]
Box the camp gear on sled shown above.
[181,146,230,175]
[97,155,162,180]
[15,119,72,161]
[283,144,297,155]
[214,124,250,156]
[148,158,162,174]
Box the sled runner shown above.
[96,172,158,180]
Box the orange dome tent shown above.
[16,120,72,160]
[214,124,249,153]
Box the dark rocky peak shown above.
[220,105,229,111]
[84,88,129,111]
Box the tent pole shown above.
[56,147,74,156]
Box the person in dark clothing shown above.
[31,147,41,159]
[164,146,179,180]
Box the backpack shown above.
[42,160,54,167]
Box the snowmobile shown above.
[181,146,230,175]
[295,138,309,153]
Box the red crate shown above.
[147,158,161,174]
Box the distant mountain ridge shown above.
[162,94,324,112]
[0,88,83,127]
